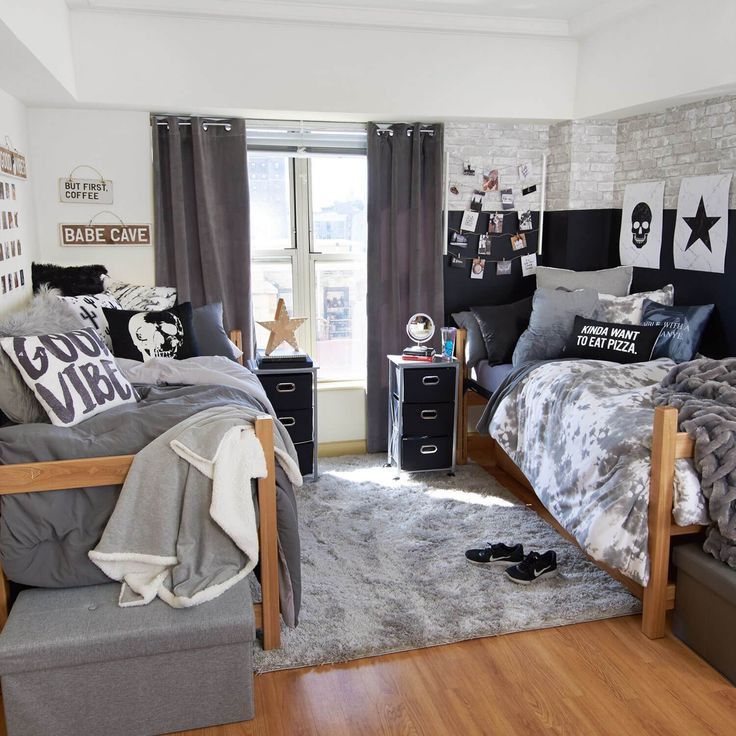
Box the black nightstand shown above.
[247,359,319,480]
[387,355,459,475]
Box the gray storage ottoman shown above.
[673,543,736,684]
[0,580,255,736]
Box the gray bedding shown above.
[0,383,301,621]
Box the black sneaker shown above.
[465,542,524,567]
[505,550,558,584]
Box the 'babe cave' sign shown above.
[60,223,152,246]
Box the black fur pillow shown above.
[32,262,108,297]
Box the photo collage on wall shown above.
[0,177,25,296]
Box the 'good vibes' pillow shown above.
[0,327,138,427]
[563,316,663,364]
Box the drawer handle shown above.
[420,444,438,455]
[280,416,296,427]
[422,375,440,386]
[420,410,438,420]
[276,382,296,393]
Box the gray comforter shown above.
[654,357,736,569]
[0,382,302,622]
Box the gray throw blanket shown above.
[654,358,736,568]
[90,405,302,615]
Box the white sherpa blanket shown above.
[89,405,302,608]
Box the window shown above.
[248,152,367,381]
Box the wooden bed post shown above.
[254,415,281,650]
[0,563,9,631]
[455,328,468,465]
[642,405,678,639]
[229,329,244,366]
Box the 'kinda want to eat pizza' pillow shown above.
[563,316,664,364]
[0,327,138,427]
[103,302,200,362]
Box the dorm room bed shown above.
[454,329,706,640]
[0,330,287,651]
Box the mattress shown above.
[472,361,514,395]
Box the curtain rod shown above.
[376,128,435,136]
[152,116,233,131]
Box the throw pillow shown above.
[32,262,108,296]
[471,297,533,365]
[104,280,177,311]
[0,285,84,423]
[193,302,242,361]
[104,302,200,361]
[535,265,633,297]
[451,311,486,371]
[641,300,714,363]
[563,316,663,364]
[0,327,138,427]
[59,293,123,349]
[595,285,674,324]
[512,287,600,366]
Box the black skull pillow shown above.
[103,302,200,362]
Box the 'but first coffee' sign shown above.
[59,178,114,204]
[60,223,152,246]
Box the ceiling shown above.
[66,0,656,37]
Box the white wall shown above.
[0,87,36,313]
[28,108,155,285]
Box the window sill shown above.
[317,379,366,392]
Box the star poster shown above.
[673,174,732,273]
[619,181,664,269]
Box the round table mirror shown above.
[406,313,435,345]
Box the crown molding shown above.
[67,0,573,39]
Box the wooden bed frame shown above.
[0,330,283,650]
[453,328,705,639]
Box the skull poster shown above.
[619,181,664,270]
[673,174,732,273]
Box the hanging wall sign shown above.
[59,178,114,204]
[619,180,665,270]
[0,144,27,179]
[60,223,151,246]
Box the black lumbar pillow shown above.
[641,299,714,363]
[32,262,108,297]
[471,297,533,365]
[563,315,663,364]
[103,302,200,362]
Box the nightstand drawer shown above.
[294,441,314,476]
[259,373,313,411]
[399,366,456,404]
[276,408,313,444]
[400,436,453,472]
[401,402,454,438]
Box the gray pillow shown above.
[595,285,674,324]
[536,265,633,297]
[471,297,533,366]
[193,302,242,361]
[0,286,84,423]
[513,287,600,366]
[451,311,485,371]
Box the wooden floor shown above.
[137,439,736,734]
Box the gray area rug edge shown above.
[254,454,641,674]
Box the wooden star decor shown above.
[257,298,307,355]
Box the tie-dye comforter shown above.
[481,358,708,585]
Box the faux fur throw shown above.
[654,358,736,569]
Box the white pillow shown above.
[59,293,122,349]
[0,327,138,427]
[595,285,675,325]
[104,280,177,311]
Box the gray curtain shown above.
[366,123,445,452]
[152,116,254,358]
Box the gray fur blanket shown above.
[654,358,736,568]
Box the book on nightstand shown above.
[256,350,313,369]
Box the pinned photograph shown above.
[449,183,460,196]
[482,169,499,192]
[460,210,480,232]
[0,185,4,200]
[518,162,532,182]
[518,209,533,231]
[11,241,16,257]
[463,162,476,176]
[0,244,4,261]
[450,230,468,248]
[501,189,514,210]
[449,254,465,269]
[1,212,6,229]
[489,213,504,234]
[19,269,24,286]
[13,272,18,289]
[11,184,16,200]
[521,253,538,278]
[4,183,9,198]
[478,233,491,255]
[511,233,527,251]
[470,190,485,212]
[496,260,512,276]
[1,276,5,294]
[16,240,21,255]
[470,258,486,280]
[522,184,537,197]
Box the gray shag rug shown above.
[254,454,641,673]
